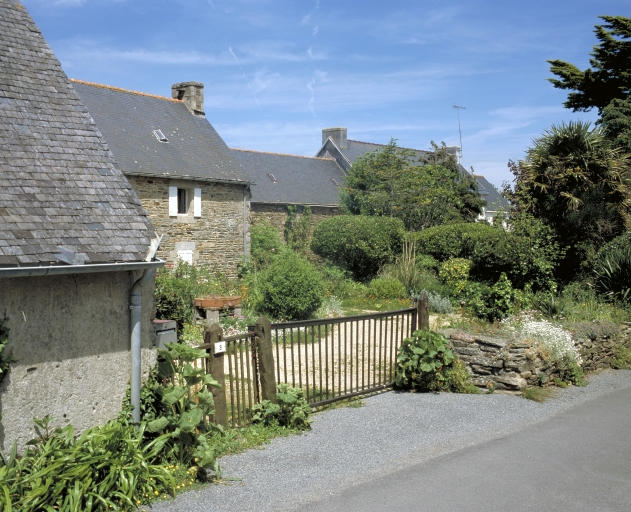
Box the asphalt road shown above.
[302,384,631,511]
[150,370,631,512]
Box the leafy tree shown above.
[341,140,483,230]
[548,16,631,149]
[548,16,631,113]
[508,121,631,279]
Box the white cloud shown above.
[52,0,86,6]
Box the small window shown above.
[153,129,168,143]
[177,188,188,214]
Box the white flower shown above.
[514,317,582,365]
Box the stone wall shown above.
[0,271,157,452]
[444,325,630,392]
[129,176,248,277]
[251,203,339,232]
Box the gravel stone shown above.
[149,369,631,512]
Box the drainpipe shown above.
[129,268,156,425]
[243,186,250,262]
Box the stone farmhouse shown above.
[73,79,250,275]
[316,127,509,223]
[0,0,161,451]
[231,148,345,231]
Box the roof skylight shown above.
[266,172,278,183]
[152,129,168,143]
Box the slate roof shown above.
[231,149,344,206]
[0,0,155,266]
[72,80,248,184]
[317,136,509,212]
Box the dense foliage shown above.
[252,384,311,430]
[284,205,312,254]
[592,230,631,302]
[154,263,239,332]
[341,141,483,230]
[412,218,562,289]
[250,222,285,269]
[548,16,631,149]
[258,250,324,320]
[0,417,176,512]
[394,330,476,393]
[311,215,405,281]
[367,276,407,299]
[130,343,221,470]
[508,122,631,278]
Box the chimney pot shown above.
[171,81,205,116]
[322,127,348,149]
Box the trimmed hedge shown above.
[410,219,561,289]
[311,215,405,281]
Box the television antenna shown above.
[453,104,466,162]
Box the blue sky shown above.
[23,0,629,188]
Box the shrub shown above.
[423,291,453,314]
[411,218,562,290]
[394,330,476,392]
[251,222,284,269]
[252,384,311,430]
[368,276,407,299]
[464,273,514,322]
[416,253,439,273]
[1,417,175,511]
[593,230,631,302]
[438,258,472,294]
[284,205,312,253]
[311,215,405,281]
[320,264,368,299]
[128,342,221,470]
[154,263,239,332]
[258,251,324,320]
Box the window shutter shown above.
[168,186,178,216]
[193,188,202,217]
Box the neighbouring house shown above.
[316,127,509,223]
[231,148,345,231]
[73,79,250,275]
[0,0,162,451]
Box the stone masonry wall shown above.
[444,325,630,392]
[251,203,339,232]
[129,176,247,277]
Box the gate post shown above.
[204,323,227,426]
[253,316,277,402]
[416,292,430,331]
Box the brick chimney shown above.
[322,127,348,149]
[171,81,205,116]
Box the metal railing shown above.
[270,306,417,407]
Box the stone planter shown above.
[194,296,242,325]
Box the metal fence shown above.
[270,306,418,407]
[195,301,425,425]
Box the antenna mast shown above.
[453,104,466,163]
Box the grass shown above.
[521,386,557,402]
[206,423,304,459]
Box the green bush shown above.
[423,291,453,314]
[394,330,476,392]
[416,253,439,273]
[593,230,631,302]
[368,276,407,299]
[438,258,472,294]
[127,343,221,470]
[320,264,368,299]
[463,273,515,322]
[411,218,562,290]
[311,215,405,281]
[258,251,324,320]
[1,417,175,511]
[251,222,285,269]
[154,263,239,332]
[252,384,311,430]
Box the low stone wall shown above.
[443,324,630,392]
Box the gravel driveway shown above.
[150,369,631,512]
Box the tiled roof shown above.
[231,149,344,206]
[72,80,248,184]
[0,0,155,266]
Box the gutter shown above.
[0,260,164,278]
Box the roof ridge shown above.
[347,138,432,154]
[70,78,182,103]
[231,147,335,161]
